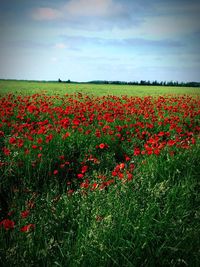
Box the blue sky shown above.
[0,0,199,82]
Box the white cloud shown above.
[106,12,200,41]
[31,0,123,21]
[31,7,62,20]
[140,15,200,39]
[64,0,123,17]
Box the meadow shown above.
[0,80,200,266]
[1,79,200,96]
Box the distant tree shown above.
[152,80,159,85]
[140,80,146,85]
[66,79,71,83]
[167,81,174,86]
[84,79,200,87]
[58,78,62,83]
[146,80,151,85]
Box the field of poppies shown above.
[0,84,200,266]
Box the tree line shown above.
[87,80,200,87]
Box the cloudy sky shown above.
[0,0,199,82]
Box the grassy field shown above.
[0,79,200,96]
[0,80,200,266]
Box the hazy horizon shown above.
[0,0,200,83]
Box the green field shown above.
[0,80,200,266]
[0,79,200,96]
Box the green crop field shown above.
[0,80,200,266]
[0,79,200,96]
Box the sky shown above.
[0,0,200,82]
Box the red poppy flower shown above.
[53,170,58,175]
[46,134,53,143]
[2,147,10,156]
[37,138,43,144]
[127,173,133,181]
[112,171,118,177]
[91,183,98,190]
[9,137,16,144]
[21,210,30,219]
[134,148,140,156]
[81,165,88,173]
[77,173,84,179]
[167,140,176,146]
[99,143,105,149]
[119,163,125,170]
[125,155,131,161]
[67,189,74,196]
[20,223,35,232]
[63,132,70,139]
[80,182,89,189]
[0,219,15,230]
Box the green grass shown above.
[1,144,199,267]
[0,79,200,96]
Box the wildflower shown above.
[125,155,130,161]
[91,183,98,190]
[9,137,16,144]
[60,163,65,169]
[119,163,125,170]
[129,161,134,168]
[46,134,53,143]
[80,182,89,189]
[20,223,35,232]
[167,140,176,146]
[99,143,106,149]
[72,119,80,126]
[59,155,65,160]
[27,105,37,113]
[37,138,43,144]
[67,189,74,196]
[127,173,133,181]
[0,219,15,230]
[17,139,24,148]
[21,210,30,219]
[134,147,140,156]
[77,173,84,179]
[112,171,118,177]
[81,165,88,174]
[2,147,10,156]
[154,149,160,155]
[53,170,58,175]
[118,172,124,179]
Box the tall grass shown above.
[1,143,199,266]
